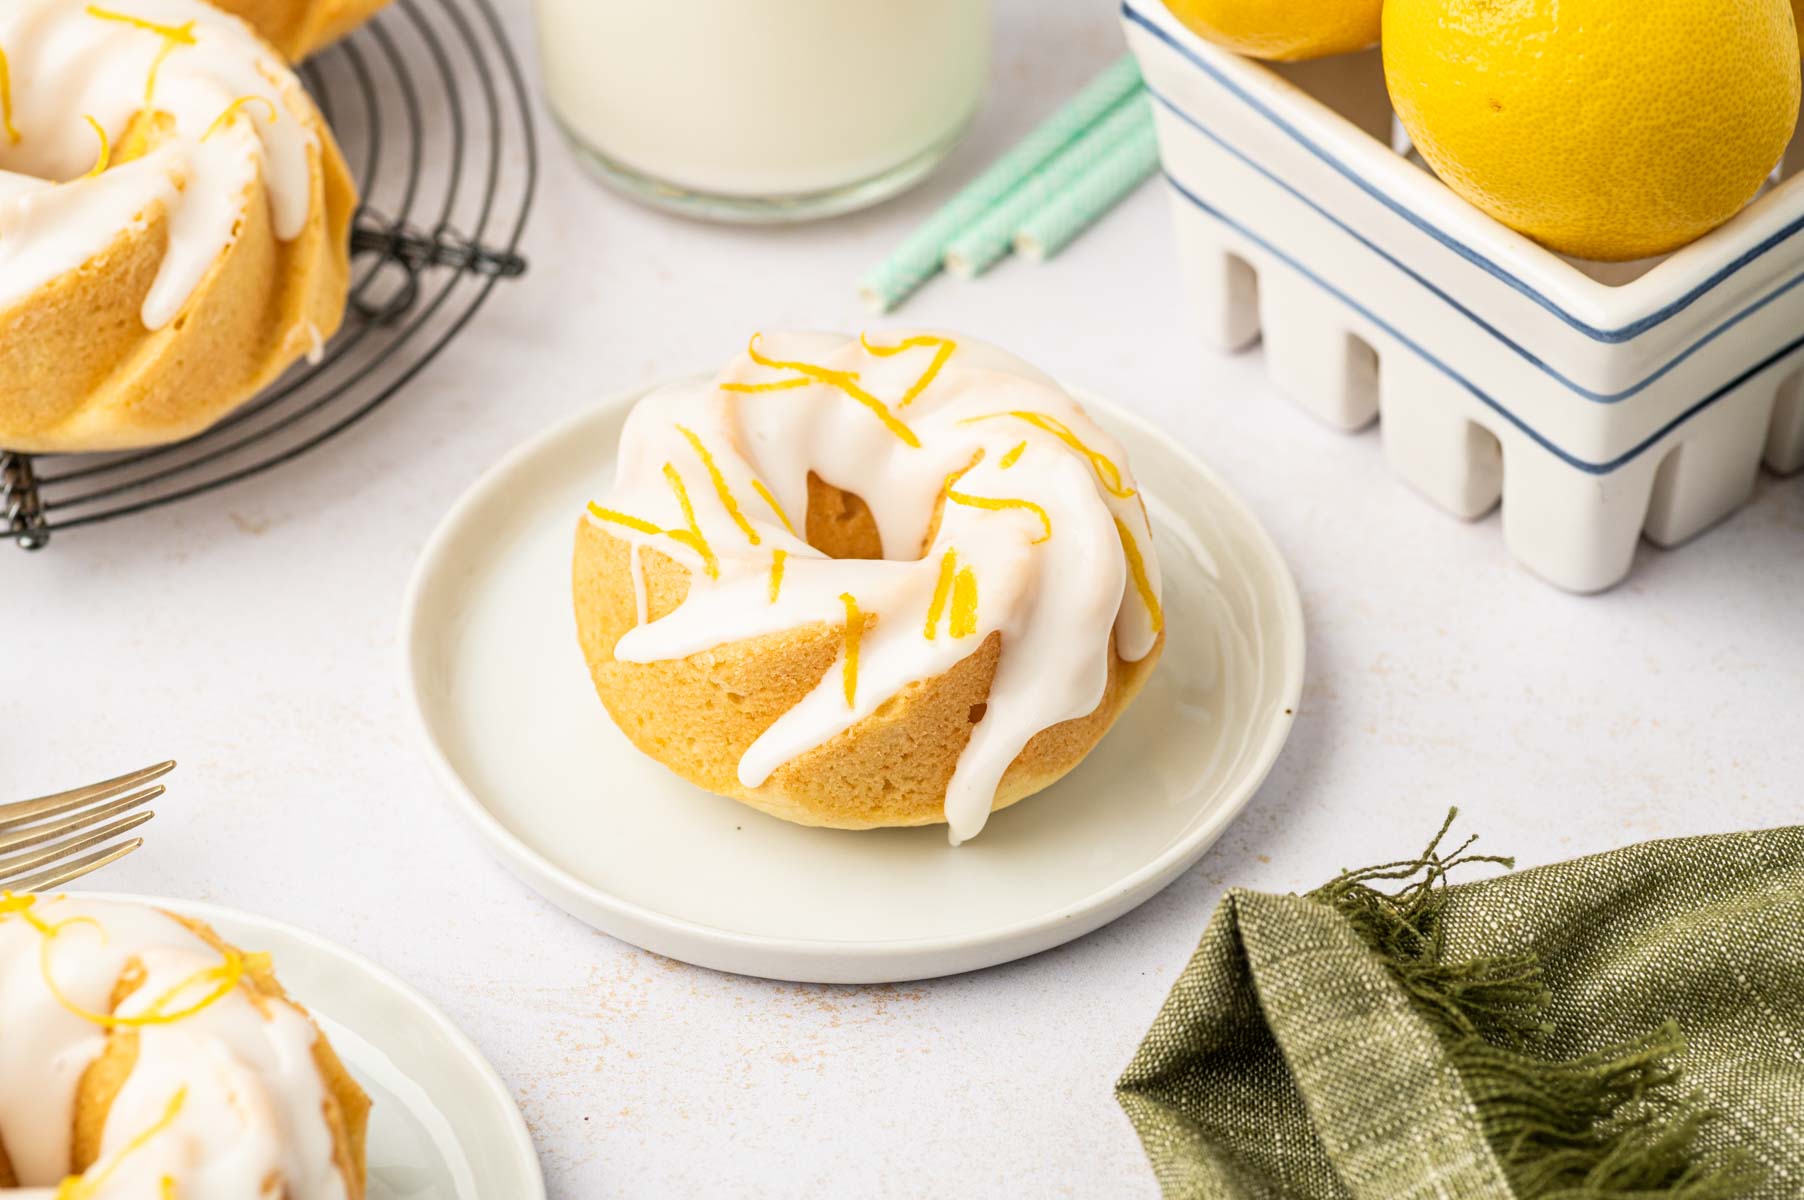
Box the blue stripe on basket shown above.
[1123,0,1804,347]
[1164,174,1804,476]
[1145,87,1804,407]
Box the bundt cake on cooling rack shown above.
[207,0,389,61]
[0,0,357,453]
[0,893,369,1198]
[574,332,1166,844]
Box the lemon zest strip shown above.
[56,1086,187,1200]
[585,502,660,535]
[998,441,1027,469]
[1116,516,1164,635]
[963,411,1136,498]
[749,479,795,536]
[676,423,759,546]
[945,488,1052,544]
[719,377,813,394]
[949,566,978,639]
[858,332,958,408]
[767,548,787,603]
[746,335,920,448]
[80,116,110,178]
[662,463,718,579]
[0,44,20,145]
[204,94,277,140]
[924,548,956,640]
[839,593,865,707]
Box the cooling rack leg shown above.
[1,452,49,550]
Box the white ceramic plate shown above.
[402,380,1304,983]
[74,892,544,1199]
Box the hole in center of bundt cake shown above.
[804,472,886,561]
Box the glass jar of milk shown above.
[533,0,990,222]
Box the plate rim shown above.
[67,889,545,1197]
[400,375,1306,975]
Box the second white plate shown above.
[402,380,1304,983]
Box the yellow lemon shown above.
[1383,0,1801,261]
[1162,0,1381,62]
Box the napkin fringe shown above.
[1310,810,1762,1200]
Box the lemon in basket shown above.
[1162,0,1381,62]
[1383,0,1801,261]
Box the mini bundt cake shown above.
[0,893,369,1198]
[573,332,1166,844]
[0,0,357,453]
[206,0,389,60]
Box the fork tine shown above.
[0,785,163,856]
[0,762,175,832]
[8,839,145,892]
[0,811,156,883]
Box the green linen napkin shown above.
[1117,815,1804,1200]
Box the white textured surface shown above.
[2,1,1801,1196]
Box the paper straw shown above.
[857,55,1144,313]
[943,92,1152,280]
[1014,122,1160,264]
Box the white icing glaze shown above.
[0,895,351,1199]
[586,332,1164,844]
[0,0,321,329]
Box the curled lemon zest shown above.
[746,335,920,448]
[941,448,983,499]
[1116,516,1164,635]
[1,893,247,1030]
[56,1086,187,1200]
[950,566,978,639]
[675,423,759,546]
[204,94,277,140]
[945,488,1052,544]
[85,5,198,40]
[839,593,865,707]
[999,441,1027,469]
[963,411,1136,498]
[719,377,813,394]
[858,332,957,408]
[80,115,109,178]
[0,43,20,145]
[750,479,795,536]
[86,7,197,103]
[768,548,787,603]
[662,463,718,579]
[586,502,660,535]
[924,548,956,640]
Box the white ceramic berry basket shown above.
[1124,0,1804,592]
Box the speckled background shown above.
[3,1,1801,1195]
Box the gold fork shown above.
[0,761,172,891]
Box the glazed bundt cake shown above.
[0,893,369,1198]
[573,332,1166,844]
[205,0,389,60]
[0,0,357,453]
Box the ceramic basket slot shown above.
[1125,0,1804,592]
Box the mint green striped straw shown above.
[943,91,1152,280]
[1014,121,1159,264]
[857,55,1144,313]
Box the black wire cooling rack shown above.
[0,0,537,550]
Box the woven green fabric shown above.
[1118,820,1804,1200]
